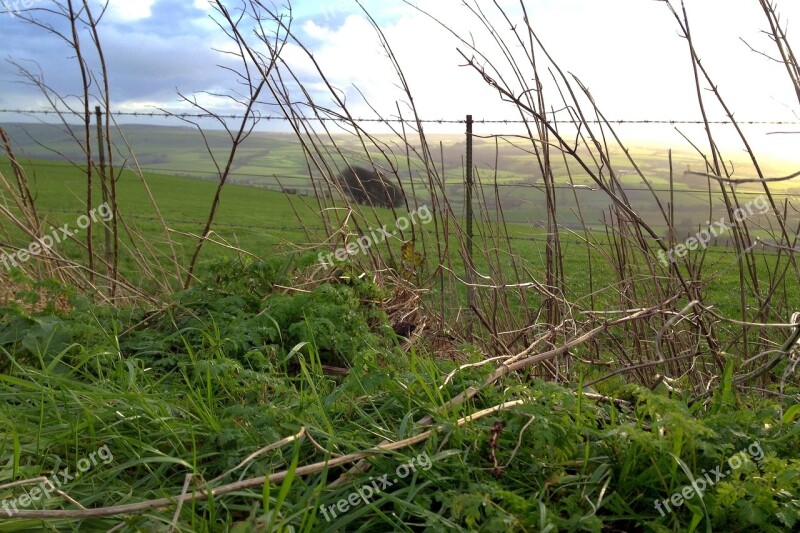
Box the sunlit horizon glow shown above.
[1,0,798,161]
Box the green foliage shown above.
[0,262,798,531]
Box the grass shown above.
[1,141,798,532]
[0,258,797,531]
[3,157,798,321]
[6,123,799,223]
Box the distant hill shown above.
[2,122,796,231]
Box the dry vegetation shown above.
[0,0,799,530]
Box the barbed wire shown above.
[2,108,800,126]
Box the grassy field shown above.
[5,122,799,232]
[1,133,799,532]
[2,156,797,322]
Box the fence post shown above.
[95,106,112,274]
[465,115,475,332]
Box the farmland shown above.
[5,122,799,233]
[2,127,798,323]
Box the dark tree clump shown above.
[338,165,403,208]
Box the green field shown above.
[5,122,799,233]
[2,128,799,533]
[2,154,797,321]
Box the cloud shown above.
[286,10,494,122]
[106,0,157,22]
[275,0,799,158]
[0,0,798,156]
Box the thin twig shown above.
[205,428,307,487]
[6,400,524,519]
[685,169,800,185]
[169,474,194,533]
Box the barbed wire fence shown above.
[3,108,800,125]
[1,108,798,315]
[2,108,797,260]
[3,108,798,191]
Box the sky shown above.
[1,0,799,161]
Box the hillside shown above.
[4,122,797,234]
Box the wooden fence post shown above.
[95,106,112,275]
[465,115,475,334]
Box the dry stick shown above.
[305,431,343,458]
[65,0,94,282]
[758,0,800,106]
[581,351,706,391]
[169,229,260,261]
[183,80,267,289]
[582,392,632,408]
[0,129,39,230]
[759,238,800,253]
[732,312,800,385]
[6,400,523,519]
[0,477,50,492]
[82,0,118,295]
[185,4,294,289]
[501,415,537,470]
[698,303,800,329]
[651,300,701,390]
[0,477,86,512]
[204,428,307,488]
[685,170,800,186]
[439,355,513,390]
[0,141,52,277]
[169,474,194,533]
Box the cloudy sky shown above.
[2,0,799,159]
